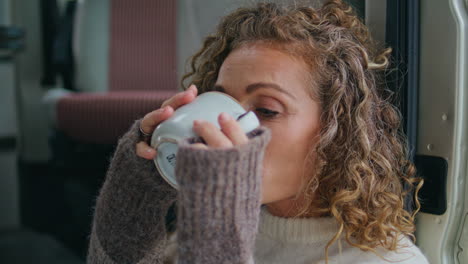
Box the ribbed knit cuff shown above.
[175,126,271,264]
[90,119,178,264]
[110,119,177,190]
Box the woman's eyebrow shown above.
[246,82,296,100]
[213,83,296,100]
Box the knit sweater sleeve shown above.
[87,119,178,264]
[175,126,271,264]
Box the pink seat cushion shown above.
[55,0,178,144]
[56,91,176,144]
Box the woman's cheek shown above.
[260,151,273,192]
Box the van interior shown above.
[0,0,467,263]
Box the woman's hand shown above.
[191,112,249,149]
[136,84,198,159]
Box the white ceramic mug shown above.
[150,91,260,189]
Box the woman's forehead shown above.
[221,46,309,77]
[217,45,314,97]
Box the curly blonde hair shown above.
[181,0,423,259]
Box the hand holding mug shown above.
[189,112,249,149]
[136,85,198,159]
[137,85,260,188]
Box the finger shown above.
[191,143,209,149]
[193,120,233,148]
[186,84,198,95]
[141,85,198,135]
[218,112,248,146]
[140,106,174,135]
[136,141,157,160]
[161,84,198,109]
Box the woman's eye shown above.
[255,108,279,119]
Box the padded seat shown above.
[52,0,178,144]
[56,90,176,144]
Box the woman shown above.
[87,1,428,263]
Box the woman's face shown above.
[214,44,322,216]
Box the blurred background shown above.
[0,0,467,263]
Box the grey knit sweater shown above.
[87,119,271,264]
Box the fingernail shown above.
[187,85,195,94]
[219,112,232,122]
[193,120,201,127]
